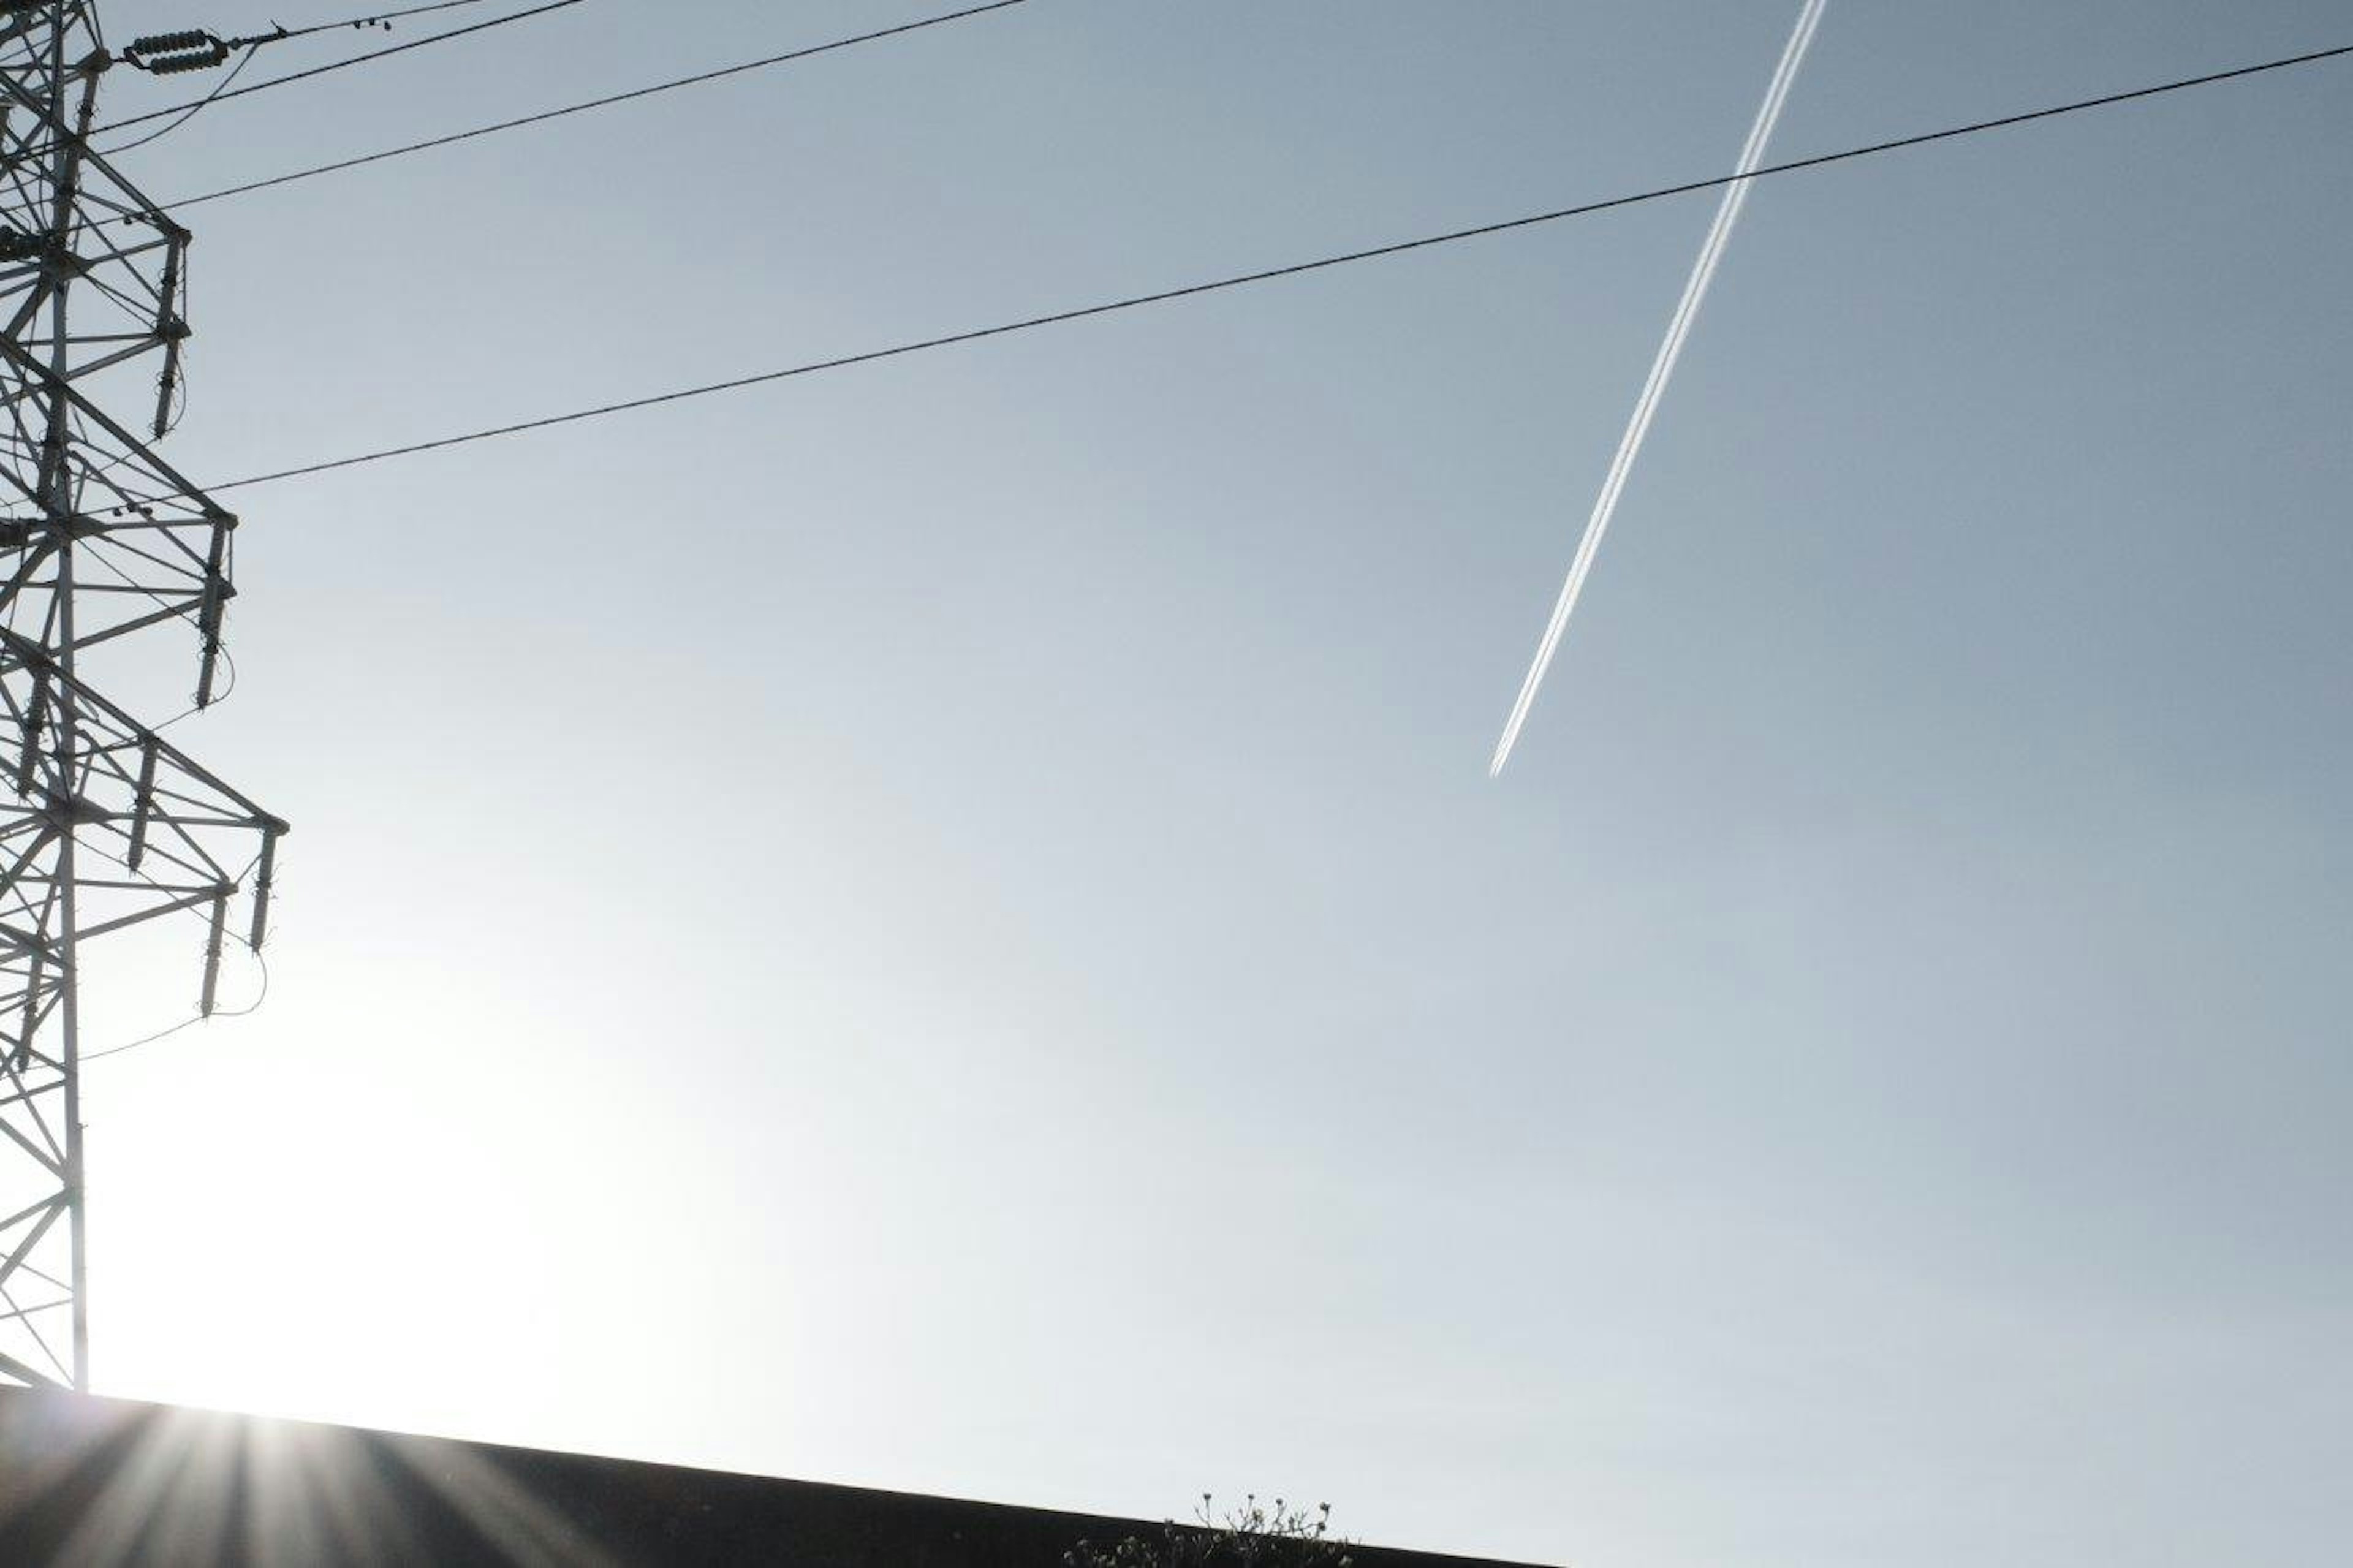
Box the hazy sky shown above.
[60,3,2351,1564]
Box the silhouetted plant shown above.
[1066,1494,1353,1567]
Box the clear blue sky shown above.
[72,3,2352,1564]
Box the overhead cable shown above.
[165,0,1034,213]
[271,1,504,42]
[119,0,496,69]
[91,0,598,140]
[207,41,2352,495]
[81,950,270,1066]
[89,2,519,157]
[100,38,260,154]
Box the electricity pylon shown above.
[0,2,282,1392]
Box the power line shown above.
[272,1,502,43]
[207,40,2352,496]
[82,950,271,1066]
[80,1015,203,1065]
[166,0,1035,213]
[92,0,597,140]
[98,0,471,154]
[99,35,260,154]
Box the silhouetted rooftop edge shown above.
[0,1387,1555,1566]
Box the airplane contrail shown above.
[1488,0,1828,777]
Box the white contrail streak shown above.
[1488,0,1827,777]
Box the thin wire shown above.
[271,0,501,43]
[200,40,2353,496]
[81,950,270,1066]
[143,642,238,735]
[99,41,260,156]
[166,0,1034,212]
[80,1014,201,1063]
[90,0,597,139]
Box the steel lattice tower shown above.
[0,1,282,1392]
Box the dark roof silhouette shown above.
[0,1387,1550,1566]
